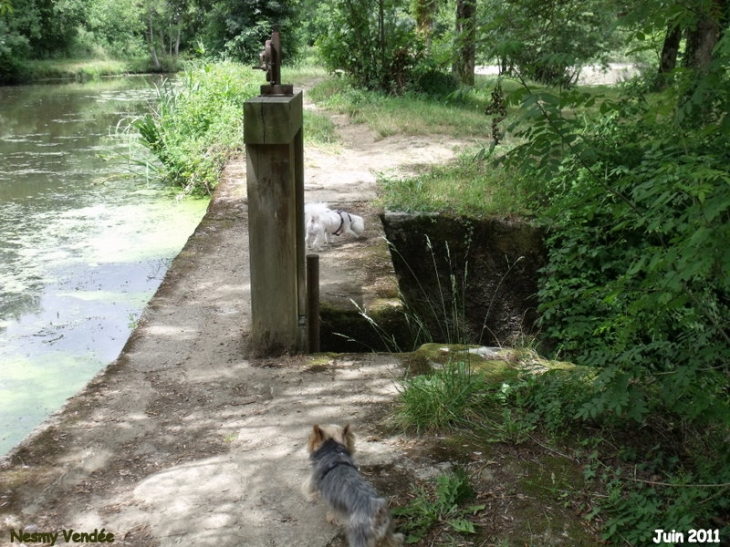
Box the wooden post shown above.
[244,91,305,356]
[307,254,320,353]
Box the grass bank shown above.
[12,56,177,83]
[307,75,627,218]
[308,75,493,140]
[131,61,337,195]
[391,344,730,546]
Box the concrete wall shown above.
[381,212,547,346]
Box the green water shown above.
[0,77,209,455]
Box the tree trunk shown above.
[378,0,386,89]
[148,12,161,71]
[159,28,166,57]
[679,0,727,122]
[453,0,476,86]
[683,0,725,73]
[654,24,681,90]
[414,0,438,51]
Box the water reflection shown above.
[0,77,209,455]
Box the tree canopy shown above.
[0,0,296,81]
[1,0,724,95]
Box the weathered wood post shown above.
[244,28,306,357]
[306,254,320,353]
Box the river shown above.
[0,77,209,456]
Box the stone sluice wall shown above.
[380,212,547,347]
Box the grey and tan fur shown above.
[303,424,403,547]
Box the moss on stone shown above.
[399,343,580,384]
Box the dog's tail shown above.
[346,516,376,547]
[305,202,330,217]
[346,500,401,547]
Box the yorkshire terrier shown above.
[303,424,403,547]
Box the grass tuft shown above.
[396,359,491,433]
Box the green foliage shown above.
[191,0,297,62]
[392,469,484,543]
[504,367,730,545]
[1,0,301,79]
[77,0,146,57]
[290,0,333,49]
[0,18,30,82]
[492,7,730,541]
[480,0,620,86]
[599,475,720,544]
[575,427,730,545]
[317,0,453,95]
[316,0,410,92]
[494,18,730,427]
[20,0,87,57]
[531,92,730,426]
[396,359,491,432]
[132,62,258,194]
[0,0,86,81]
[408,54,458,97]
[504,369,596,434]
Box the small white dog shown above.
[305,202,365,252]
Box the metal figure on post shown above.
[253,26,294,97]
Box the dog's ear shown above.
[342,423,356,455]
[312,424,324,440]
[307,424,324,453]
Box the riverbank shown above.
[3,57,176,85]
[0,76,213,456]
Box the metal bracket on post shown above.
[252,25,294,97]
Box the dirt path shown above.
[0,92,471,547]
[1,85,603,547]
[300,93,476,319]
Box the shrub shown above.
[392,469,484,543]
[317,0,434,95]
[0,20,30,83]
[497,50,730,545]
[481,0,619,87]
[409,56,458,97]
[132,62,258,194]
[498,69,730,428]
[536,100,730,425]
